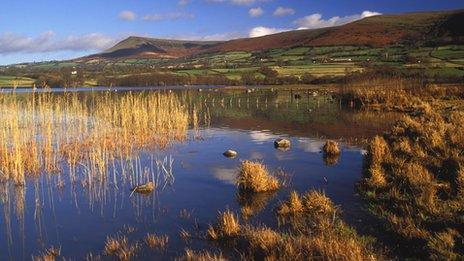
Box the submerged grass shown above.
[104,235,139,261]
[359,106,464,259]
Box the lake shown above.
[0,87,397,260]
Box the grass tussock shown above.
[182,249,227,261]
[359,106,464,259]
[144,233,169,250]
[323,140,341,156]
[32,247,61,261]
[0,92,194,185]
[207,210,240,240]
[236,161,280,193]
[104,235,139,261]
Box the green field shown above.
[0,75,35,87]
[2,44,464,84]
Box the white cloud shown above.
[0,31,118,54]
[273,7,295,16]
[142,12,195,21]
[249,26,289,37]
[249,7,264,17]
[118,10,136,21]
[295,10,381,29]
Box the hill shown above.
[88,9,464,60]
[87,36,221,59]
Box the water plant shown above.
[236,161,280,193]
[0,92,193,185]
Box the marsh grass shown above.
[207,190,378,260]
[144,233,169,250]
[32,246,61,261]
[236,161,280,193]
[341,76,464,112]
[104,235,139,261]
[359,107,464,259]
[182,249,227,261]
[207,210,240,240]
[0,92,194,185]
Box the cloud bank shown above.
[0,31,118,54]
[250,10,381,37]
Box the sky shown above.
[0,0,462,65]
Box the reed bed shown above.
[0,92,194,185]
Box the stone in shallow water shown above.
[223,150,238,158]
[274,138,291,149]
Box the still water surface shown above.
[0,87,396,260]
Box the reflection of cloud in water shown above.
[211,167,237,185]
[249,131,279,144]
[250,151,265,160]
[297,138,325,153]
[274,150,295,161]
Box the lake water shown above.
[0,87,397,260]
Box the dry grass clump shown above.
[104,235,139,261]
[359,107,464,259]
[32,246,61,261]
[277,191,304,215]
[207,210,240,240]
[323,140,340,156]
[236,161,280,193]
[182,249,227,261]
[144,233,169,250]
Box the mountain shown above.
[87,37,221,59]
[88,9,464,60]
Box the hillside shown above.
[88,36,221,59]
[89,9,464,60]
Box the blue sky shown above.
[0,0,462,65]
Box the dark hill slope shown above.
[208,9,464,53]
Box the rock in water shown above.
[223,150,238,158]
[274,138,291,149]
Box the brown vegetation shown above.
[104,236,139,261]
[359,106,464,259]
[32,247,61,261]
[144,234,169,250]
[207,190,378,260]
[207,210,240,240]
[340,72,464,112]
[182,249,227,261]
[323,140,341,156]
[0,92,192,185]
[236,161,280,193]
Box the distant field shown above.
[2,44,464,84]
[0,75,35,87]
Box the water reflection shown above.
[0,88,397,260]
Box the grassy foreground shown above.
[359,105,464,259]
